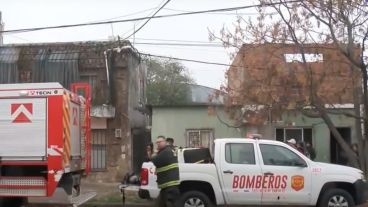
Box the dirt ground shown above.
[81,181,153,205]
[81,181,368,207]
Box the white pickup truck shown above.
[138,138,368,207]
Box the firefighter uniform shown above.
[152,145,180,207]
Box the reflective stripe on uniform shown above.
[158,180,180,189]
[156,163,178,173]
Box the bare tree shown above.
[211,0,368,173]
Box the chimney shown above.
[0,12,3,45]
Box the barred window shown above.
[186,129,213,149]
[91,129,107,171]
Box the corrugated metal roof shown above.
[0,47,20,83]
[188,84,224,104]
[0,47,20,63]
[32,49,79,89]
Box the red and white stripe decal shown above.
[47,146,63,156]
[46,95,64,197]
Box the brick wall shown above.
[228,44,361,106]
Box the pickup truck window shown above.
[183,148,212,163]
[225,143,255,165]
[260,144,307,167]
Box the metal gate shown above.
[91,130,107,171]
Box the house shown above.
[151,84,242,150]
[227,43,360,164]
[0,41,148,182]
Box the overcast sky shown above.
[0,0,259,89]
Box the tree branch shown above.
[301,109,321,118]
[301,0,362,69]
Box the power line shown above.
[139,52,241,67]
[128,37,222,44]
[1,40,229,56]
[134,42,224,47]
[6,34,32,43]
[163,7,277,16]
[87,7,157,23]
[123,0,171,40]
[120,1,167,39]
[77,36,223,45]
[133,43,230,54]
[1,40,239,66]
[1,0,301,34]
[5,49,237,66]
[133,43,228,54]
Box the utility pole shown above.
[0,11,3,45]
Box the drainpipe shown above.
[104,49,114,104]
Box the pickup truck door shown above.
[219,142,262,205]
[258,143,311,205]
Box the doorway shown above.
[330,127,351,165]
[132,128,151,174]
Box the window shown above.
[225,143,255,165]
[276,128,313,145]
[284,53,323,63]
[186,129,213,148]
[260,144,306,167]
[91,130,107,171]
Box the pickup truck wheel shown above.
[319,188,355,207]
[179,190,214,207]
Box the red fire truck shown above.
[0,82,94,206]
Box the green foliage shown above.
[146,58,194,105]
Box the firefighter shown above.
[166,137,174,147]
[166,137,179,157]
[149,136,180,207]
